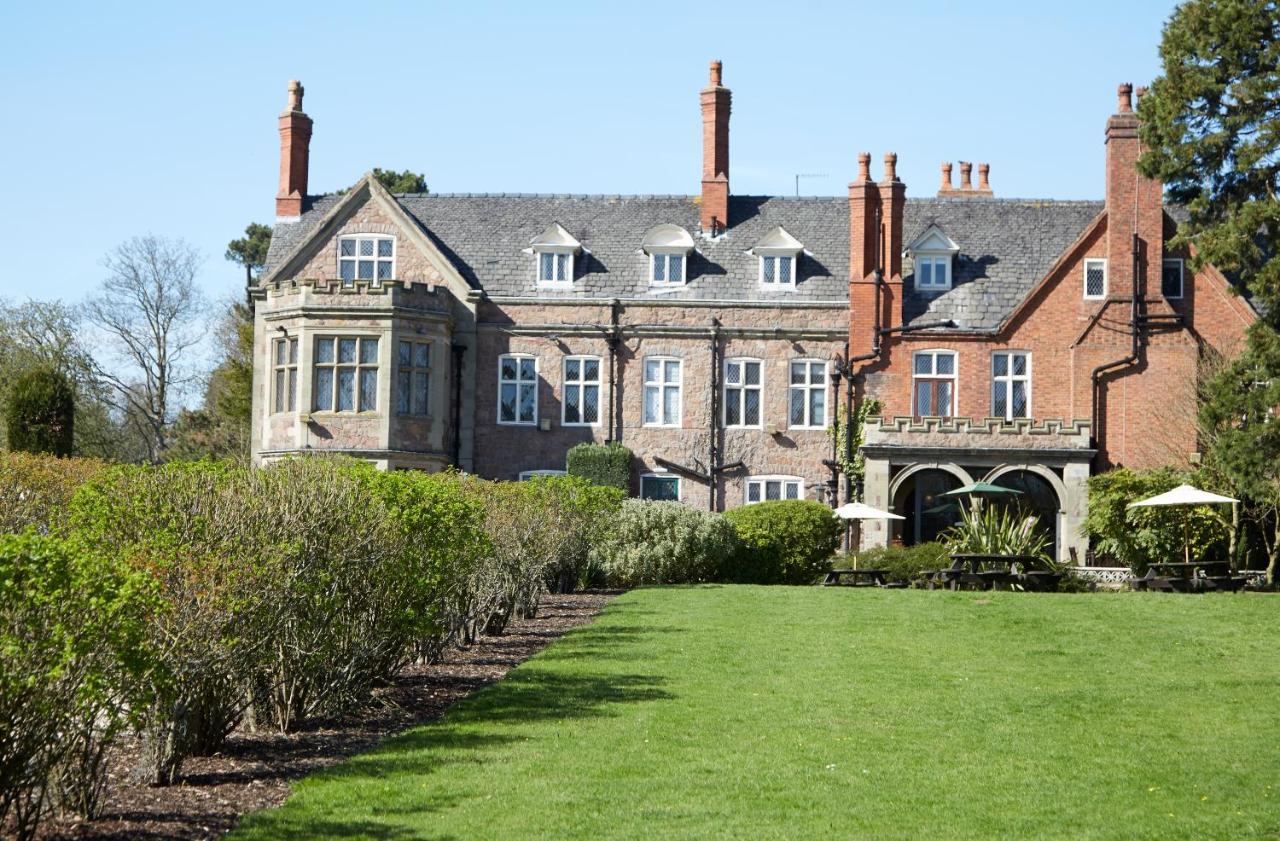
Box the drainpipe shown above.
[708,317,722,512]
[1090,232,1142,463]
[607,298,621,443]
[450,343,465,468]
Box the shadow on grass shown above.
[237,668,672,839]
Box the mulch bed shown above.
[39,591,616,841]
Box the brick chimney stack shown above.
[700,60,731,234]
[958,161,973,192]
[880,153,905,281]
[938,162,954,195]
[848,153,907,361]
[974,163,993,197]
[276,80,313,220]
[1105,82,1163,300]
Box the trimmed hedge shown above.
[593,500,738,586]
[723,500,844,585]
[565,442,632,492]
[0,533,155,838]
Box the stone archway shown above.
[889,463,973,546]
[982,465,1068,562]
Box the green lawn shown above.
[233,588,1280,840]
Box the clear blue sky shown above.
[0,0,1179,306]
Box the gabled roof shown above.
[529,222,581,251]
[750,225,805,254]
[261,190,1120,321]
[907,224,959,254]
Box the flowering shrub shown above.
[593,500,738,586]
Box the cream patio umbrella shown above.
[1126,484,1238,564]
[834,502,905,569]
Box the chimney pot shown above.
[958,161,973,191]
[978,163,991,193]
[709,60,722,87]
[287,79,304,112]
[939,162,953,194]
[857,152,871,183]
[883,152,898,182]
[1117,82,1133,113]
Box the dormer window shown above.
[752,226,804,289]
[642,224,694,287]
[529,223,581,288]
[907,225,959,294]
[339,235,394,285]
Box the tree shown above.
[87,235,207,462]
[1139,0,1280,583]
[1137,0,1280,318]
[373,168,428,194]
[6,366,74,456]
[224,223,272,286]
[164,299,253,461]
[1199,324,1280,583]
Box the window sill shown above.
[497,421,538,427]
[308,411,383,418]
[561,422,601,428]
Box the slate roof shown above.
[263,192,1109,331]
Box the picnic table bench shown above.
[823,568,892,587]
[925,554,1060,592]
[1131,561,1249,593]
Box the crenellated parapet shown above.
[863,416,1094,452]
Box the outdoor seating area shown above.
[1130,560,1250,593]
[821,567,908,588]
[925,554,1063,592]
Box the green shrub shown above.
[723,500,843,585]
[530,476,624,593]
[0,452,108,535]
[1083,467,1226,572]
[0,534,155,839]
[565,442,632,492]
[942,505,1053,563]
[5,366,74,457]
[593,500,738,586]
[851,542,951,584]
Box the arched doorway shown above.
[893,468,965,546]
[985,469,1062,559]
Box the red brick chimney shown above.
[276,80,313,219]
[1105,82,1163,299]
[700,60,731,234]
[880,153,905,282]
[938,162,954,196]
[849,153,880,357]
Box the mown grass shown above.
[233,587,1280,840]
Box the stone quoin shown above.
[250,64,1255,563]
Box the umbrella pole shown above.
[1184,518,1190,565]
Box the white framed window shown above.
[339,235,394,285]
[915,255,951,292]
[643,357,682,427]
[272,336,298,413]
[1162,258,1184,299]
[396,339,431,416]
[519,469,567,481]
[650,253,686,285]
[640,472,681,501]
[1084,258,1107,299]
[788,360,827,429]
[498,354,538,425]
[745,475,804,504]
[724,358,763,428]
[314,336,379,413]
[912,350,957,419]
[537,252,573,285]
[991,351,1031,421]
[563,356,601,426]
[759,254,795,287]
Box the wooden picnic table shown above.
[928,554,1060,592]
[823,568,891,587]
[1132,560,1246,593]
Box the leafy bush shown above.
[5,366,74,457]
[942,505,1053,563]
[850,542,951,584]
[593,500,738,586]
[1083,467,1226,572]
[0,453,108,535]
[565,442,632,492]
[0,534,154,839]
[723,500,843,585]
